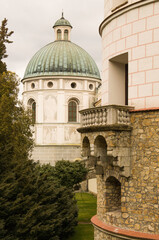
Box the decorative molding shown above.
[99,0,158,36]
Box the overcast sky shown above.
[1,0,104,84]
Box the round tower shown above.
[100,0,159,110]
[77,1,159,240]
[22,14,101,165]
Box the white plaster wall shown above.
[22,76,100,162]
[102,0,159,109]
[31,145,81,165]
[88,178,97,194]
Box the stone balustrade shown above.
[79,105,133,129]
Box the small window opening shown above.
[71,82,77,88]
[89,84,93,90]
[57,29,61,40]
[31,83,35,89]
[47,81,53,88]
[64,29,68,40]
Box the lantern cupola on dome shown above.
[53,12,72,41]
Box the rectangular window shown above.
[112,0,128,12]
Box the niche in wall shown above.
[109,52,128,106]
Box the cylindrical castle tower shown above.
[100,0,159,109]
[77,1,159,239]
[22,14,101,165]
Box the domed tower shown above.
[22,14,101,165]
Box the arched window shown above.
[57,29,61,40]
[28,98,36,124]
[64,30,68,40]
[68,100,77,122]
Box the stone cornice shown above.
[21,75,101,83]
[77,124,132,133]
[99,0,158,36]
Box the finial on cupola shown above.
[62,10,64,19]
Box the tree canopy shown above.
[0,19,85,240]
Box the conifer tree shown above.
[0,18,13,73]
[0,19,78,240]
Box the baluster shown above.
[92,111,95,125]
[99,109,103,125]
[81,113,85,127]
[103,108,107,124]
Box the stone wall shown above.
[127,110,159,233]
[81,109,159,239]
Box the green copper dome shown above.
[23,41,101,79]
[53,15,72,28]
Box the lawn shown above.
[76,192,97,222]
[67,192,97,240]
[67,224,94,240]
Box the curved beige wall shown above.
[101,0,159,109]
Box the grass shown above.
[67,192,97,240]
[68,224,94,240]
[76,192,97,222]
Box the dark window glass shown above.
[68,101,77,122]
[32,101,36,124]
[64,30,68,40]
[125,64,128,105]
[57,29,61,40]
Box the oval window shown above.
[47,81,53,88]
[89,84,93,90]
[31,83,35,89]
[71,82,77,88]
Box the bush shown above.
[40,160,88,190]
[0,160,78,240]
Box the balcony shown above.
[77,105,133,133]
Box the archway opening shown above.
[82,137,90,157]
[106,176,121,212]
[94,135,107,158]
